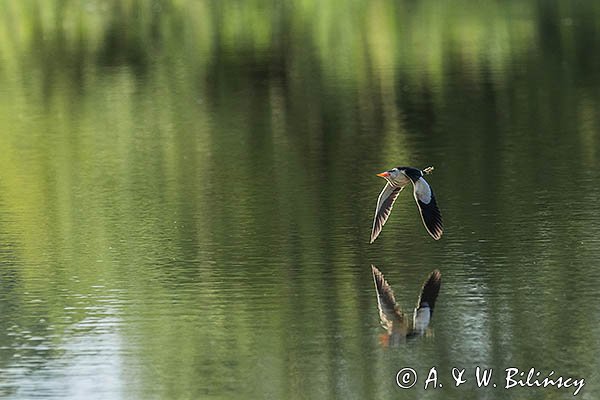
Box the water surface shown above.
[1,1,600,399]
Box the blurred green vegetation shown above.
[1,0,600,399]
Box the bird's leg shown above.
[423,166,434,175]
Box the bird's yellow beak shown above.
[376,171,390,178]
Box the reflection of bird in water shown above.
[371,265,441,346]
[370,166,443,243]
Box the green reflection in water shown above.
[1,0,600,399]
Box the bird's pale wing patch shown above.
[412,177,443,240]
[370,183,403,243]
[412,307,432,334]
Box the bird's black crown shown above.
[398,167,423,182]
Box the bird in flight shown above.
[370,166,443,243]
[371,265,441,345]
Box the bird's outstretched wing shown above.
[412,270,442,333]
[412,177,443,240]
[371,183,403,243]
[415,269,442,312]
[371,265,405,332]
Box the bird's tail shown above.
[423,166,434,175]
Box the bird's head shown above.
[376,167,402,182]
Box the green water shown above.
[1,1,600,399]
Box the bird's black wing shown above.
[412,269,442,333]
[412,177,443,240]
[415,269,442,313]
